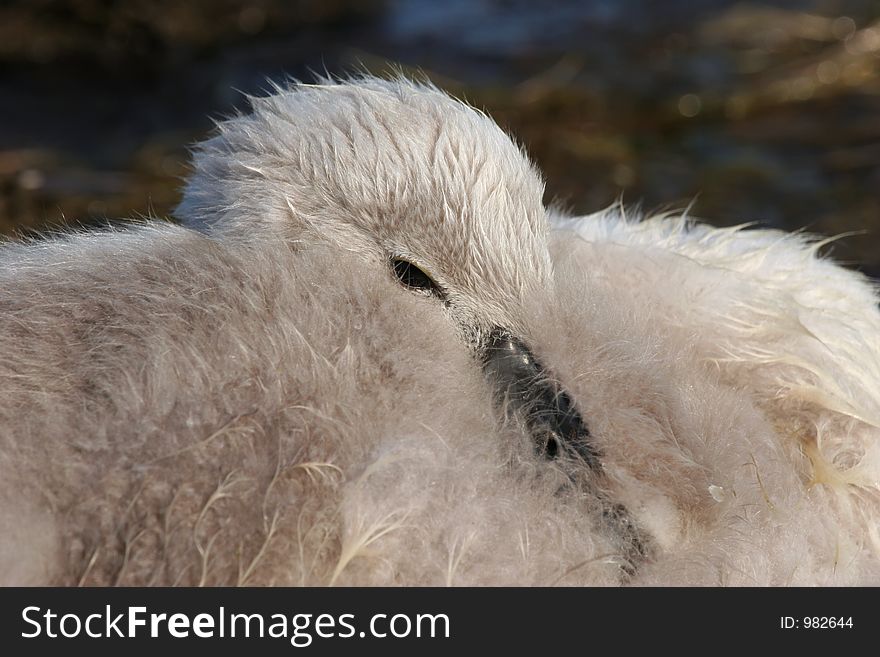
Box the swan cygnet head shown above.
[178,78,594,464]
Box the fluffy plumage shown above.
[1,78,878,586]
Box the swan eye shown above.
[391,258,443,298]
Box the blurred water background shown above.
[0,0,878,276]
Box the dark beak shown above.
[482,328,650,574]
[481,328,600,470]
